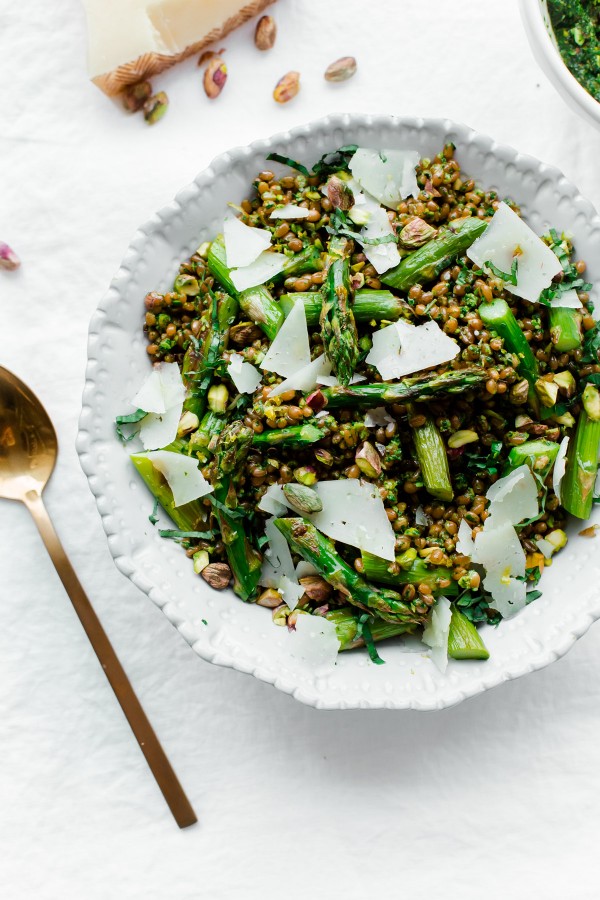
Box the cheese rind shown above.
[83,0,276,96]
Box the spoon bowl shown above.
[0,366,57,501]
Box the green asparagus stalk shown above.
[478,298,540,414]
[504,439,560,480]
[212,422,263,600]
[448,607,490,660]
[381,218,487,291]
[182,291,238,418]
[207,234,321,339]
[324,608,412,650]
[188,410,226,463]
[361,551,459,595]
[237,286,284,341]
[560,384,600,519]
[130,454,209,532]
[549,307,583,352]
[280,289,408,326]
[252,423,323,447]
[320,367,486,410]
[408,404,453,501]
[320,236,359,385]
[274,517,431,626]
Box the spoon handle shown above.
[24,491,197,829]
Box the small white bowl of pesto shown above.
[520,0,600,130]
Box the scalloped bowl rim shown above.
[77,114,600,710]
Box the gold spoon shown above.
[0,366,197,828]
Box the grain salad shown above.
[116,143,600,672]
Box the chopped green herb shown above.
[484,257,519,285]
[311,144,358,179]
[456,591,502,627]
[265,152,311,178]
[356,614,386,664]
[149,498,160,526]
[208,495,246,520]
[115,408,146,442]
[582,321,600,363]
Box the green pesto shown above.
[548,0,600,102]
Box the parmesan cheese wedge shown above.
[83,0,276,96]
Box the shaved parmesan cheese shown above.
[364,407,394,429]
[486,465,539,526]
[309,480,396,561]
[414,505,430,527]
[595,468,600,500]
[289,614,340,670]
[317,373,366,387]
[139,405,183,451]
[268,353,332,398]
[553,436,569,503]
[483,569,527,619]
[229,252,288,293]
[260,299,311,378]
[551,289,583,309]
[349,148,420,208]
[536,537,555,558]
[260,517,297,589]
[258,483,288,516]
[143,450,213,507]
[269,205,311,220]
[422,596,452,674]
[366,319,459,381]
[344,179,401,273]
[347,180,378,227]
[135,363,186,450]
[132,369,166,415]
[472,521,527,618]
[224,217,271,269]
[295,560,318,578]
[227,353,262,394]
[279,576,305,611]
[132,361,184,414]
[466,202,562,303]
[456,518,475,557]
[361,206,401,275]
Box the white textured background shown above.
[2,1,600,897]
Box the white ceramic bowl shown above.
[78,114,600,710]
[520,0,600,130]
